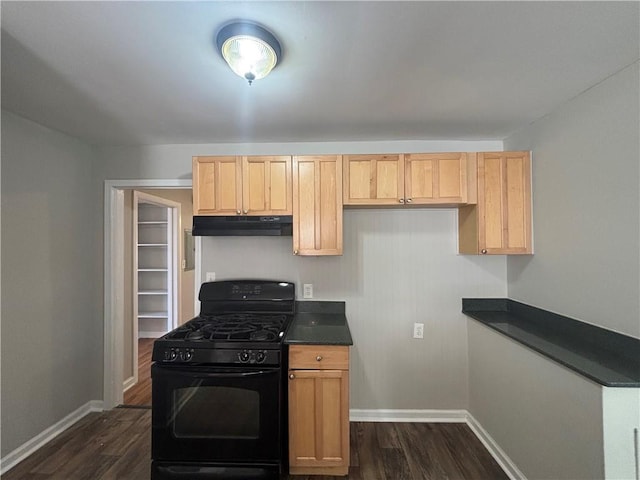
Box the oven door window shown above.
[173,386,259,439]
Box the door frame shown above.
[103,179,196,409]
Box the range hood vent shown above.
[192,215,293,236]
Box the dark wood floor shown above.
[123,338,154,406]
[6,342,508,479]
[3,408,508,480]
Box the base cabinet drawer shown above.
[289,345,349,370]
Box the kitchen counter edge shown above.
[284,301,353,345]
[462,298,640,388]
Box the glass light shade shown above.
[216,22,282,85]
[221,35,278,82]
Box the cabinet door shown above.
[293,155,343,256]
[405,153,469,204]
[478,151,532,254]
[288,369,349,474]
[343,154,404,205]
[242,156,292,215]
[192,156,242,215]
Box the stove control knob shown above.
[164,349,176,361]
[180,350,193,362]
[256,351,266,363]
[239,350,250,363]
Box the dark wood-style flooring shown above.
[3,408,508,480]
[123,338,154,406]
[5,341,508,479]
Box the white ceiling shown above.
[1,1,638,147]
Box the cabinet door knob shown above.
[399,198,405,204]
[243,209,248,215]
[289,374,295,380]
[316,355,323,362]
[236,210,241,215]
[293,250,298,255]
[406,198,413,203]
[481,249,487,254]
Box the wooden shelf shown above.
[135,197,174,337]
[138,311,169,319]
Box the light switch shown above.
[303,284,313,299]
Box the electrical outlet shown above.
[206,272,216,282]
[413,323,424,339]
[303,284,313,299]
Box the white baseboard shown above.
[0,400,104,475]
[465,412,527,480]
[138,331,165,338]
[350,408,468,423]
[123,376,136,392]
[349,408,526,480]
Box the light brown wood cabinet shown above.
[343,152,474,206]
[192,155,292,216]
[292,155,343,256]
[458,151,532,254]
[288,345,350,476]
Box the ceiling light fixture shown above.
[216,21,282,85]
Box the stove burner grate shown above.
[164,313,287,342]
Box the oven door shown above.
[151,364,281,464]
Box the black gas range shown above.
[151,280,294,480]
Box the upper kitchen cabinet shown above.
[343,154,404,205]
[458,151,532,255]
[405,153,474,205]
[293,155,343,256]
[192,155,292,216]
[343,152,474,206]
[193,156,241,215]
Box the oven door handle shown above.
[158,368,279,379]
[202,370,275,378]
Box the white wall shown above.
[201,209,507,409]
[466,61,640,480]
[504,61,640,339]
[468,321,605,480]
[95,138,505,411]
[1,110,101,456]
[94,139,503,181]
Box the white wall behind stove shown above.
[201,208,507,410]
[94,137,506,412]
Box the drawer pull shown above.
[289,374,295,380]
[316,356,322,361]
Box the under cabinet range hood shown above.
[192,215,293,236]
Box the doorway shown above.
[103,180,198,409]
[122,191,181,406]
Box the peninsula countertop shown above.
[463,298,640,387]
[284,301,353,346]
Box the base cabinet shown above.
[288,345,350,476]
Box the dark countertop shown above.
[463,298,640,387]
[284,301,353,345]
